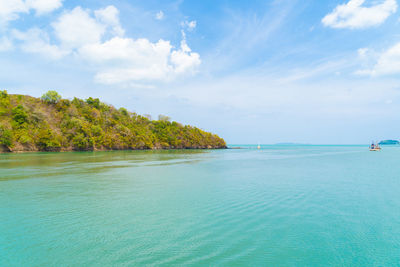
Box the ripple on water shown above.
[2,147,400,266]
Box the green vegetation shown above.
[0,90,226,152]
[41,90,61,104]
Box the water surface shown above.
[1,146,400,266]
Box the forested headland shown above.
[0,90,226,152]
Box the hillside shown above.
[0,91,226,152]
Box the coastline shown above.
[0,144,227,153]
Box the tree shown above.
[0,90,8,98]
[12,105,28,125]
[36,128,60,150]
[86,97,100,109]
[0,124,13,147]
[158,114,171,122]
[143,114,152,120]
[72,133,90,150]
[0,90,10,115]
[41,90,61,104]
[119,107,129,116]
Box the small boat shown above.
[369,141,381,151]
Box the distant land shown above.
[0,91,226,152]
[378,140,400,145]
[274,143,306,145]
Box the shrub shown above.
[0,90,10,114]
[86,97,100,109]
[12,105,28,125]
[56,99,71,111]
[91,125,103,137]
[36,128,61,150]
[72,97,85,108]
[0,90,8,98]
[0,124,13,147]
[119,107,129,116]
[18,134,33,145]
[72,133,90,150]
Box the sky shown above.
[1,0,400,144]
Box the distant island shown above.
[378,140,400,145]
[274,143,306,145]
[0,91,226,152]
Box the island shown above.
[378,140,400,145]
[0,90,226,152]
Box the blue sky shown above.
[1,0,400,144]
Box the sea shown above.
[1,145,400,266]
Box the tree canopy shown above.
[41,90,61,104]
[0,91,226,152]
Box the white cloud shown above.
[171,39,201,74]
[0,37,13,51]
[0,0,62,27]
[322,0,397,29]
[79,37,172,64]
[52,7,106,49]
[94,5,124,36]
[12,28,68,59]
[57,6,201,83]
[155,10,164,20]
[7,4,201,83]
[0,0,28,26]
[187,20,196,30]
[26,0,63,15]
[79,36,200,83]
[358,47,369,58]
[181,20,197,31]
[357,42,400,76]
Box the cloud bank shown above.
[3,3,201,84]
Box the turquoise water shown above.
[1,145,400,266]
